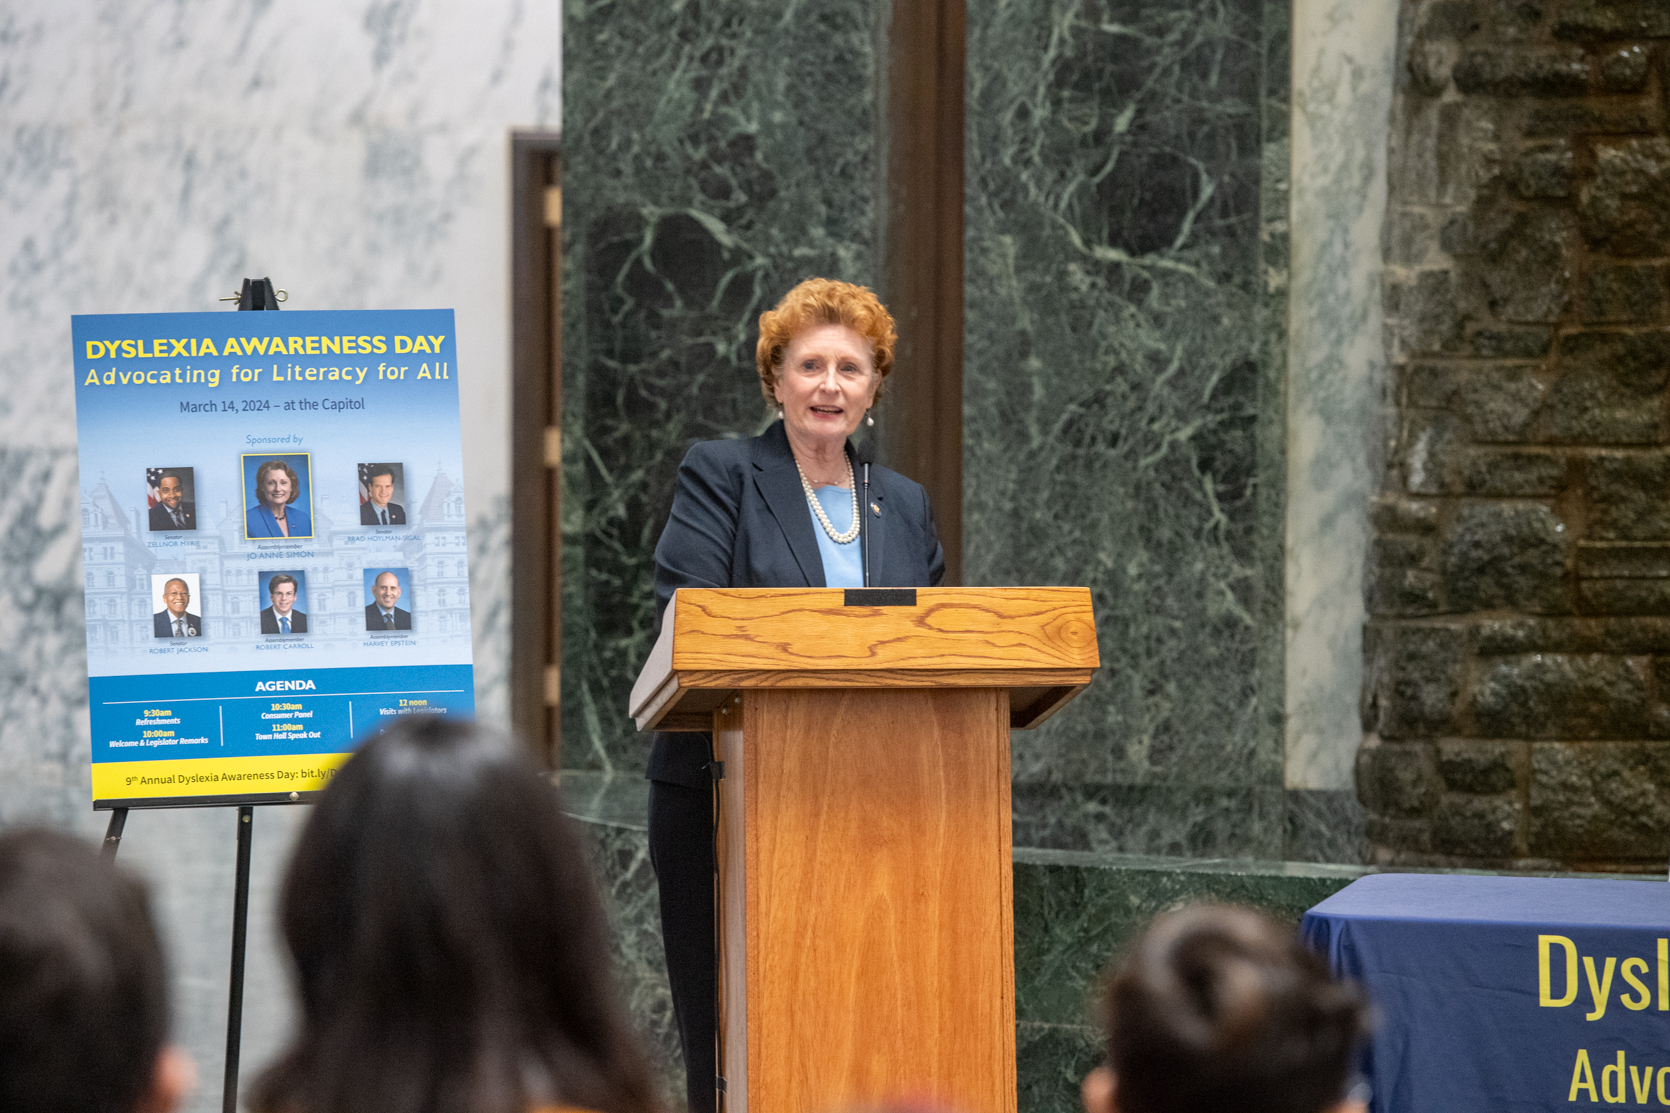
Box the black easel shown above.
[101,277,287,1113]
[233,277,284,311]
[224,805,255,1113]
[103,804,258,1113]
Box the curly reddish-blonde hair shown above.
[755,278,897,403]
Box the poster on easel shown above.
[71,309,474,808]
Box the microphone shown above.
[854,440,876,587]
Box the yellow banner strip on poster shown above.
[92,752,350,802]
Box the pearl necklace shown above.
[795,454,861,544]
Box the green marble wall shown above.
[562,0,1308,858]
[566,773,684,1106]
[560,0,883,771]
[1011,848,1361,1112]
[964,0,1295,857]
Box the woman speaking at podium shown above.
[646,278,944,1113]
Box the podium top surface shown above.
[629,587,1099,732]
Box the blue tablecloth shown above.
[1303,874,1670,1113]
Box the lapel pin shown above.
[871,502,881,516]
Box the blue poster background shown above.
[72,308,476,804]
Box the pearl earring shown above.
[866,411,874,427]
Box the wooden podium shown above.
[629,587,1098,1113]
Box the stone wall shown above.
[1366,0,1670,869]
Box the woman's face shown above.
[262,467,293,508]
[773,323,878,452]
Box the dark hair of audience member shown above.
[0,827,174,1113]
[252,717,661,1113]
[1096,905,1368,1113]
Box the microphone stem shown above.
[862,461,871,587]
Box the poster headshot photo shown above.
[150,573,202,639]
[146,467,197,532]
[241,453,314,540]
[357,462,407,526]
[258,570,309,635]
[363,567,413,631]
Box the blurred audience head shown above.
[1084,904,1368,1113]
[253,716,660,1113]
[0,827,193,1113]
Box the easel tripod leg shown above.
[224,806,254,1113]
[101,807,129,861]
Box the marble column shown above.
[1283,0,1397,842]
[559,0,885,771]
[964,0,1294,858]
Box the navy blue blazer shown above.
[647,420,945,788]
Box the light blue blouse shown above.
[810,486,863,588]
